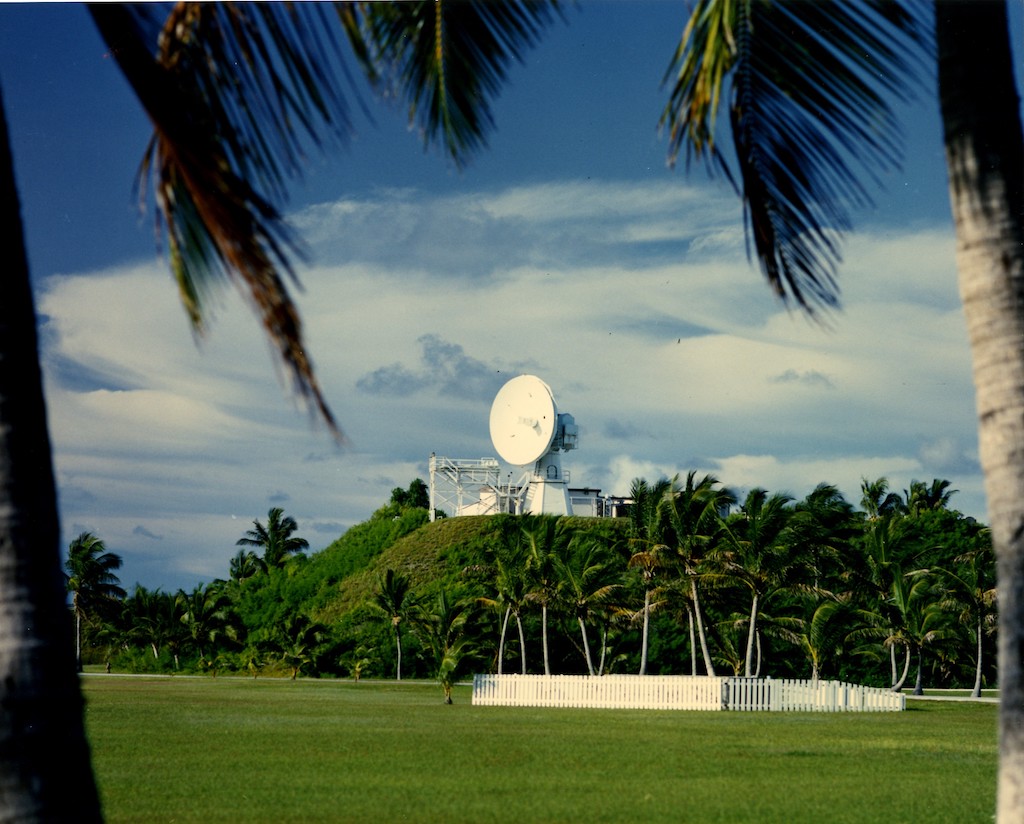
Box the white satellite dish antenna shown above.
[489,375,578,515]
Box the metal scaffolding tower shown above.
[428,455,506,520]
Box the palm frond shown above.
[348,0,562,167]
[662,0,928,315]
[90,3,355,436]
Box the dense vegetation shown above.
[68,476,995,696]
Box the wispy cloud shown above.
[40,178,983,592]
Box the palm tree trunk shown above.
[692,579,715,676]
[912,648,924,696]
[0,88,102,821]
[972,615,984,699]
[541,603,551,676]
[515,611,527,675]
[577,616,595,676]
[891,645,912,692]
[937,4,1024,819]
[890,642,898,687]
[744,593,759,677]
[497,606,511,675]
[395,625,403,681]
[686,605,697,676]
[639,589,651,675]
[598,623,608,676]
[75,606,83,672]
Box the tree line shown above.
[67,474,995,701]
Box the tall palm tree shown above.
[523,514,567,676]
[662,3,1022,815]
[660,472,734,676]
[715,489,797,677]
[64,532,126,673]
[627,477,671,675]
[1,3,560,815]
[935,537,998,698]
[373,568,412,680]
[479,533,531,675]
[848,511,917,689]
[236,507,309,569]
[555,538,622,676]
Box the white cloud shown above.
[38,178,986,592]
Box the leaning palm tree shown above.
[1,3,560,815]
[662,3,1021,815]
[64,532,126,673]
[236,507,309,569]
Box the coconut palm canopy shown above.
[1,1,1017,593]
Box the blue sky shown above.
[1,2,1018,592]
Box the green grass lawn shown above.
[82,676,997,823]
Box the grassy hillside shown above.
[301,512,629,624]
[311,515,509,622]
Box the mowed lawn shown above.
[82,676,997,823]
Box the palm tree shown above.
[373,568,412,680]
[229,549,267,583]
[776,596,855,686]
[934,537,998,698]
[124,585,184,666]
[791,483,857,591]
[523,515,567,676]
[64,532,126,673]
[271,614,328,680]
[849,511,914,689]
[1,2,559,815]
[555,538,622,676]
[479,533,531,675]
[660,472,734,676]
[860,478,907,521]
[627,477,671,675]
[715,489,798,677]
[905,478,958,516]
[413,589,478,704]
[176,584,236,668]
[663,3,1021,815]
[236,507,309,569]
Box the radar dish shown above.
[489,375,558,466]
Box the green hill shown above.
[308,511,628,623]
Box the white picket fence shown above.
[472,674,905,712]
